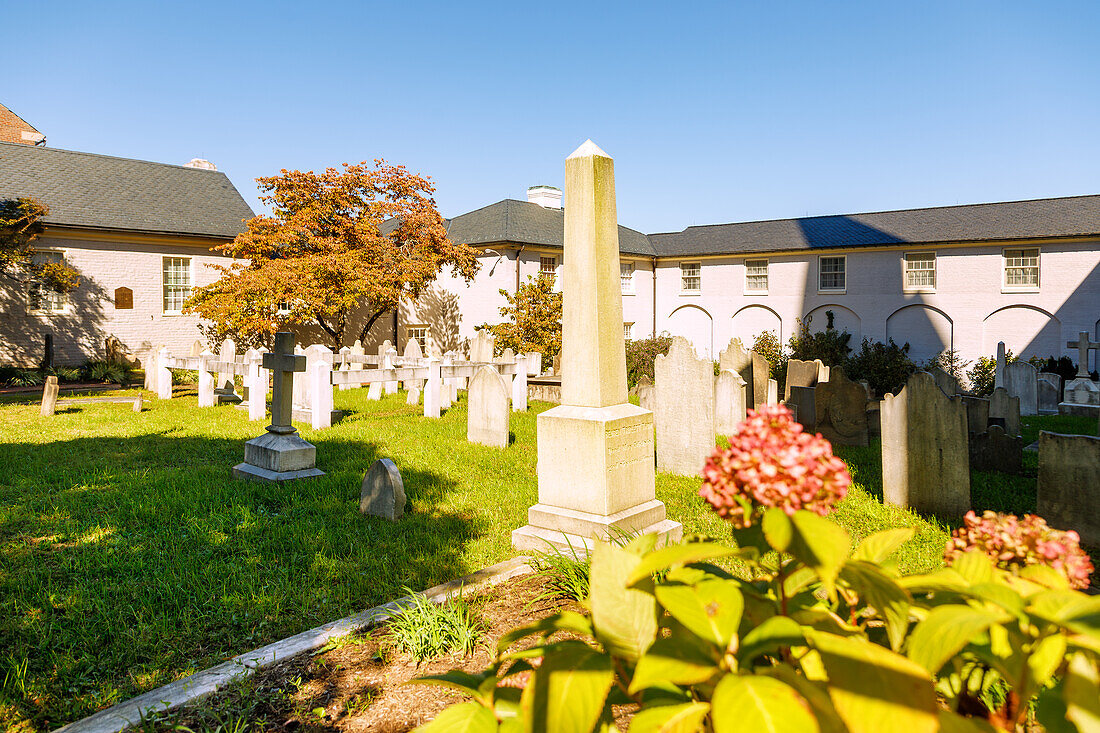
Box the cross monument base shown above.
[232,430,324,483]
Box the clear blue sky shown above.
[4,1,1098,234]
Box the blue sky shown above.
[3,1,1098,233]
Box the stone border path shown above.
[53,557,533,733]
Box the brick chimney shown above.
[0,103,45,145]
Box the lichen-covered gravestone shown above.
[784,358,826,402]
[1004,360,1038,416]
[1037,372,1061,414]
[989,387,1021,437]
[969,425,1022,474]
[926,367,958,397]
[881,371,970,517]
[467,365,510,448]
[960,395,990,435]
[360,458,406,520]
[813,367,868,447]
[718,339,768,410]
[655,336,715,476]
[1037,431,1100,545]
[715,369,746,434]
[40,376,59,416]
[785,386,815,431]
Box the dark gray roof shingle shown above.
[649,195,1100,257]
[0,141,255,238]
[445,199,656,256]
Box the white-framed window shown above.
[162,257,192,314]
[539,256,557,281]
[818,255,846,292]
[624,322,634,340]
[620,261,635,293]
[406,325,429,352]
[276,300,292,315]
[680,262,701,293]
[1003,247,1039,289]
[904,252,936,291]
[745,258,769,293]
[26,250,67,313]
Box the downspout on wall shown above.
[515,245,526,292]
[651,256,658,338]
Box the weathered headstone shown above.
[197,350,216,408]
[423,357,442,418]
[785,385,815,432]
[525,352,542,376]
[1037,431,1100,546]
[40,376,59,416]
[440,351,455,408]
[467,365,510,448]
[337,346,353,392]
[233,332,324,482]
[1004,360,1038,416]
[310,346,334,429]
[143,347,159,391]
[881,371,970,517]
[960,395,990,435]
[189,339,202,357]
[380,342,398,395]
[360,458,406,520]
[718,339,767,409]
[1037,372,1062,414]
[994,341,1007,390]
[767,378,778,405]
[926,366,958,397]
[969,425,1022,474]
[635,374,656,413]
[470,331,495,363]
[715,368,746,435]
[512,140,680,553]
[132,393,143,413]
[157,346,172,400]
[988,387,1021,437]
[784,358,826,402]
[813,367,868,447]
[512,354,528,412]
[215,339,242,403]
[245,348,268,421]
[655,337,715,476]
[349,340,365,389]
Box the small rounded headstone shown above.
[360,458,406,520]
[133,394,143,412]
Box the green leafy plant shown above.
[386,591,484,662]
[170,368,199,385]
[623,334,673,389]
[844,337,917,398]
[417,405,1098,732]
[49,366,82,383]
[530,541,592,603]
[925,349,972,391]
[7,369,44,387]
[787,315,853,367]
[751,330,782,378]
[968,350,1017,397]
[477,275,563,363]
[81,360,132,385]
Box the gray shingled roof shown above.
[0,141,254,238]
[649,195,1100,257]
[445,199,657,256]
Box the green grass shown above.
[0,389,1093,731]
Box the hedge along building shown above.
[0,141,255,366]
[406,186,1100,371]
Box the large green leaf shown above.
[414,701,498,732]
[628,702,711,733]
[898,568,968,593]
[590,540,658,661]
[711,675,820,733]
[838,560,911,651]
[529,642,614,733]
[760,665,848,733]
[415,670,494,701]
[852,527,915,564]
[497,611,594,654]
[1028,633,1068,689]
[630,635,719,692]
[762,508,794,552]
[906,605,999,675]
[807,630,938,733]
[935,710,998,733]
[1036,681,1076,733]
[738,615,805,663]
[626,542,743,586]
[654,579,743,651]
[788,511,851,597]
[949,550,995,585]
[1064,652,1100,733]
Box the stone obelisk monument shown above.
[512,141,681,552]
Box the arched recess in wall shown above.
[803,304,862,344]
[981,305,1061,361]
[885,304,953,362]
[731,304,782,349]
[667,304,715,360]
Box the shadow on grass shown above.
[0,431,485,732]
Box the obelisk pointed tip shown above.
[567,139,611,160]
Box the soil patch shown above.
[143,573,577,732]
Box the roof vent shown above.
[527,185,562,210]
[184,158,217,171]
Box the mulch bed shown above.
[149,573,578,732]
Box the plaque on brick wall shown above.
[114,287,133,309]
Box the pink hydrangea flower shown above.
[699,404,851,528]
[945,510,1094,590]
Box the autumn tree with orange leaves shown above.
[185,161,478,350]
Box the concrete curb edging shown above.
[53,556,533,733]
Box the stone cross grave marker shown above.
[655,336,715,475]
[233,332,324,483]
[1005,360,1039,416]
[881,371,970,517]
[467,365,510,448]
[1067,331,1099,378]
[360,458,406,520]
[512,140,680,553]
[40,376,59,416]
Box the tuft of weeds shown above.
[385,591,484,662]
[529,540,591,603]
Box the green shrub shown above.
[8,369,44,387]
[386,592,483,662]
[170,368,199,385]
[843,337,917,398]
[786,315,853,366]
[924,348,972,390]
[750,331,782,378]
[50,366,82,383]
[967,349,1018,397]
[625,334,672,389]
[82,360,128,385]
[530,543,591,603]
